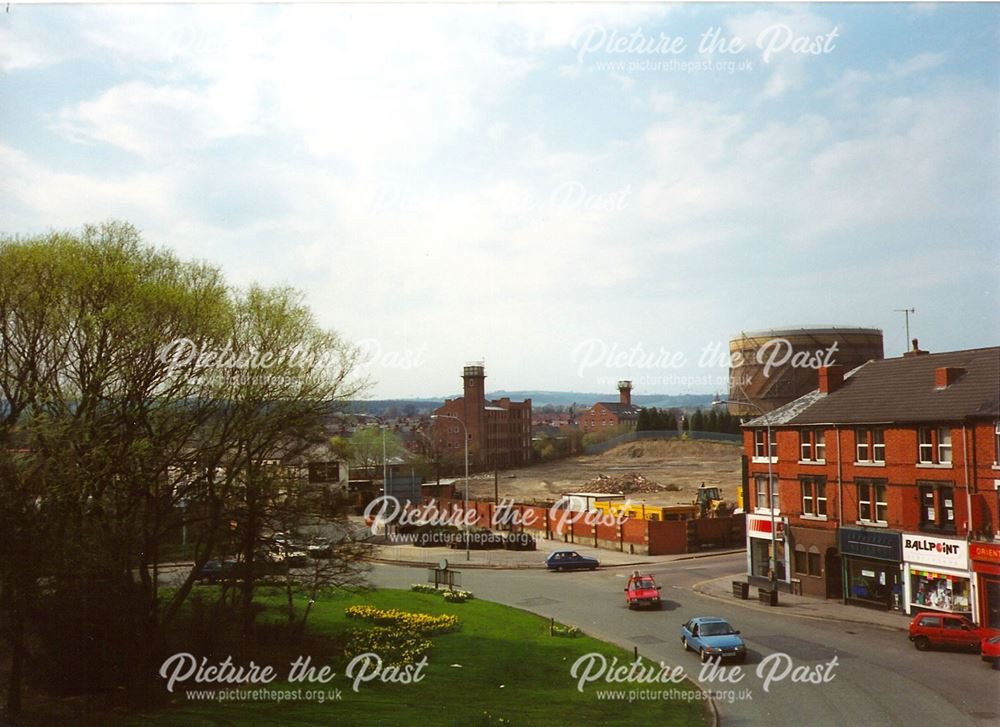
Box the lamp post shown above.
[381,424,387,489]
[712,397,779,594]
[431,413,470,561]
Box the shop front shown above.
[839,526,903,611]
[788,525,838,599]
[902,534,971,617]
[746,513,788,589]
[970,542,1000,628]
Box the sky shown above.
[1,2,998,399]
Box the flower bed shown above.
[344,625,431,666]
[410,584,475,602]
[345,605,460,635]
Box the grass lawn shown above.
[125,588,710,727]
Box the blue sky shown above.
[2,3,998,399]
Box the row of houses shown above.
[738,343,999,629]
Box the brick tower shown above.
[462,363,487,457]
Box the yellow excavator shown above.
[694,483,732,517]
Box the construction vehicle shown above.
[694,483,731,517]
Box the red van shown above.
[908,611,994,651]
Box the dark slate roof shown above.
[594,402,641,416]
[745,346,999,427]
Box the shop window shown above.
[858,479,887,524]
[918,482,956,533]
[846,560,895,607]
[800,477,827,517]
[911,570,971,613]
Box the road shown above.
[372,552,1000,726]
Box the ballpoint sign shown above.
[902,535,967,570]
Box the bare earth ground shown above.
[464,439,742,508]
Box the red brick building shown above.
[578,381,641,433]
[432,363,532,471]
[740,344,999,627]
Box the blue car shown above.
[544,550,599,572]
[681,617,746,663]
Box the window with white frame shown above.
[937,427,952,464]
[754,429,776,459]
[856,429,869,462]
[871,429,885,462]
[918,427,952,465]
[918,428,935,463]
[800,476,827,517]
[755,474,779,511]
[995,421,1000,463]
[856,428,885,463]
[800,429,826,462]
[857,479,888,524]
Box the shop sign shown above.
[839,527,901,562]
[970,542,1000,564]
[747,514,785,540]
[902,534,967,570]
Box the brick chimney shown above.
[618,380,632,407]
[903,338,929,358]
[818,365,844,394]
[935,367,966,389]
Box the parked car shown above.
[981,634,1000,664]
[625,572,662,610]
[908,611,995,651]
[195,559,237,584]
[544,550,599,572]
[307,537,334,559]
[681,617,746,663]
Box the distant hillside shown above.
[347,392,717,415]
[487,391,718,409]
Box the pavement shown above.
[692,574,912,632]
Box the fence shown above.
[420,496,745,556]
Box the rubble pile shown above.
[582,472,679,494]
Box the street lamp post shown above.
[431,414,470,561]
[712,397,780,595]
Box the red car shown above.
[625,572,662,610]
[908,611,995,651]
[981,634,1000,665]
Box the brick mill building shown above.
[740,344,1000,628]
[578,381,642,433]
[432,363,532,471]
